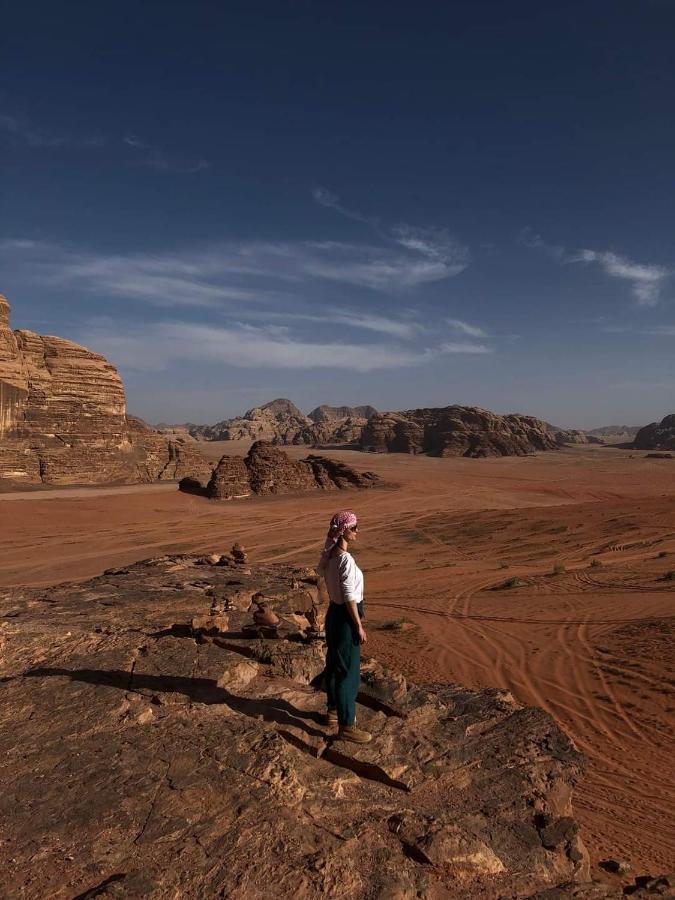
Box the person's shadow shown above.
[24,667,327,740]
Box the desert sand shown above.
[1,443,673,878]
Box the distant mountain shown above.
[308,404,377,423]
[361,406,559,457]
[171,399,376,446]
[587,425,642,438]
[247,398,305,420]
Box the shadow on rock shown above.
[25,667,327,737]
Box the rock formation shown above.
[203,440,379,499]
[633,415,675,451]
[289,416,369,448]
[549,428,604,446]
[307,404,377,423]
[587,425,642,442]
[0,552,599,898]
[360,405,560,457]
[183,401,377,447]
[0,295,211,486]
[188,398,311,443]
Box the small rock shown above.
[232,542,248,564]
[253,604,279,627]
[191,614,230,636]
[599,858,632,875]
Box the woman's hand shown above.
[358,625,367,644]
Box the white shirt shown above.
[324,551,364,605]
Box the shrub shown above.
[590,558,603,568]
[552,562,566,575]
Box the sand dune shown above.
[1,444,673,876]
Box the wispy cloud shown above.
[311,187,376,226]
[438,341,492,354]
[0,114,102,149]
[78,318,486,373]
[445,317,488,338]
[0,233,468,303]
[570,249,669,307]
[312,187,470,281]
[123,133,209,174]
[521,228,671,307]
[0,113,207,174]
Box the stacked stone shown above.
[232,543,248,564]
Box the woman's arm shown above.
[339,555,367,643]
[345,599,367,643]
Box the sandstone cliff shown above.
[360,405,559,457]
[0,295,211,486]
[633,415,675,451]
[0,553,596,898]
[202,440,379,499]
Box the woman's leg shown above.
[324,604,337,711]
[330,606,359,726]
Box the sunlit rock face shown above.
[0,294,211,486]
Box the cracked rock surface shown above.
[0,553,594,898]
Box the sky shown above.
[1,0,674,429]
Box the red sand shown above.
[1,444,674,876]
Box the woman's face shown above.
[343,523,358,544]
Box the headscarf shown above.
[318,509,358,571]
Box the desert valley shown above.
[1,294,674,898]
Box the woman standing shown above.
[318,510,371,743]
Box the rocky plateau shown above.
[0,551,618,899]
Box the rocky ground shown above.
[0,552,600,899]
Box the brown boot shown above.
[325,709,338,728]
[337,724,372,744]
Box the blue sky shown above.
[1,0,673,428]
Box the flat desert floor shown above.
[1,444,674,878]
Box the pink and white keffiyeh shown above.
[318,510,358,571]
